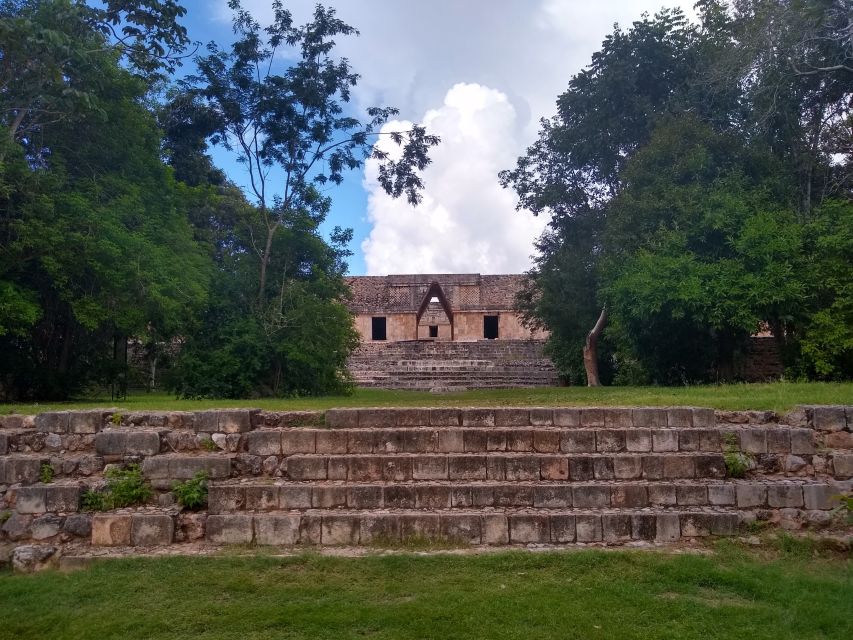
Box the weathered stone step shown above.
[281,452,727,481]
[207,479,846,514]
[204,508,741,546]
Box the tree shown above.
[164,1,438,398]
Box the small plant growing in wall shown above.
[172,472,209,510]
[39,463,55,484]
[110,412,123,426]
[723,432,751,478]
[82,464,153,511]
[200,437,218,452]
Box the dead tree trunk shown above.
[583,306,608,387]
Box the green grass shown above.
[1,381,852,414]
[0,543,850,639]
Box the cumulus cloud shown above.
[361,83,548,275]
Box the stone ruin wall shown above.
[1,405,850,571]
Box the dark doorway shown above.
[429,325,438,338]
[372,317,387,341]
[484,315,499,339]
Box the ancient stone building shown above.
[344,274,558,389]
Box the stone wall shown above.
[1,405,850,571]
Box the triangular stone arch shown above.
[416,281,453,340]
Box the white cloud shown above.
[361,83,548,275]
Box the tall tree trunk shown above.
[583,306,608,387]
[258,222,275,303]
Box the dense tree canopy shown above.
[503,1,853,384]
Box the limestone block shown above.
[15,487,47,514]
[613,456,642,479]
[803,484,841,510]
[429,408,460,427]
[358,409,395,428]
[826,431,853,449]
[550,515,576,543]
[766,428,791,453]
[245,486,279,511]
[299,515,322,544]
[279,485,312,509]
[285,456,327,480]
[602,514,632,543]
[631,514,656,540]
[91,514,132,546]
[255,514,300,545]
[315,430,348,454]
[311,486,346,509]
[509,515,549,543]
[437,429,464,453]
[663,456,695,479]
[655,514,681,542]
[481,514,509,545]
[359,514,400,544]
[632,408,667,428]
[809,406,846,432]
[405,430,438,453]
[652,430,678,452]
[208,486,244,513]
[281,430,316,455]
[678,430,701,452]
[739,429,768,453]
[35,412,70,434]
[533,485,572,509]
[625,429,652,452]
[439,514,481,544]
[736,484,767,507]
[414,486,450,509]
[611,485,648,508]
[131,514,174,546]
[324,409,358,428]
[592,458,615,480]
[575,515,603,542]
[561,431,596,453]
[0,432,7,455]
[347,486,382,509]
[667,408,693,428]
[540,456,569,480]
[580,408,604,427]
[695,455,726,479]
[494,408,530,427]
[553,408,580,427]
[381,456,412,482]
[462,430,488,452]
[347,431,375,454]
[45,485,81,512]
[596,430,626,453]
[3,457,41,484]
[2,512,32,540]
[680,514,714,537]
[572,485,610,508]
[648,484,677,505]
[63,514,92,538]
[206,515,253,544]
[461,409,495,427]
[698,430,722,452]
[676,485,707,506]
[486,431,507,452]
[533,430,560,453]
[246,431,282,456]
[192,411,219,433]
[831,454,853,479]
[505,456,540,481]
[692,408,716,428]
[11,545,57,573]
[399,514,440,539]
[448,456,487,480]
[322,515,360,545]
[68,411,109,434]
[217,410,253,434]
[412,456,448,480]
[529,408,554,426]
[790,429,816,455]
[708,484,736,506]
[384,486,415,509]
[604,408,633,429]
[569,457,595,481]
[395,408,430,426]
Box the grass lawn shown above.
[0,540,850,639]
[1,381,852,415]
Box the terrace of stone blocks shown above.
[1,405,851,559]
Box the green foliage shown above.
[723,433,750,479]
[81,464,152,511]
[171,471,208,510]
[0,510,11,524]
[39,463,55,484]
[110,413,122,426]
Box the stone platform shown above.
[1,405,851,569]
[347,340,559,389]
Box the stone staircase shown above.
[1,406,851,564]
[347,340,559,389]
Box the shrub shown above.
[723,433,750,478]
[39,463,55,484]
[82,464,152,511]
[172,472,208,510]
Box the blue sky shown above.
[176,1,695,276]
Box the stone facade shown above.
[345,274,547,343]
